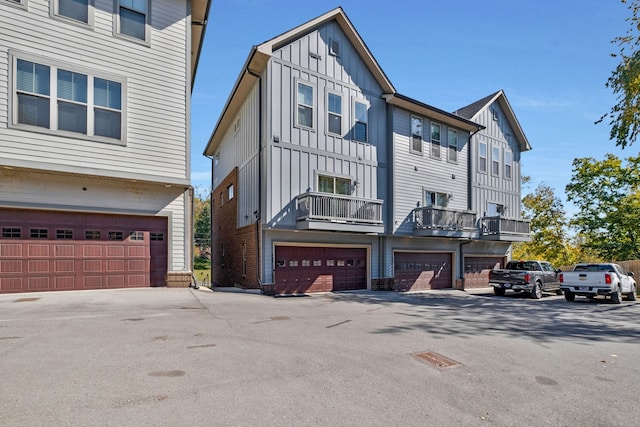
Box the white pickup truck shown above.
[559,263,637,304]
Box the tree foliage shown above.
[565,154,640,260]
[599,0,640,148]
[194,186,211,254]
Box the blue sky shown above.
[191,0,633,216]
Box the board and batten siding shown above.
[0,0,190,182]
[391,106,471,234]
[471,103,523,219]
[265,21,386,227]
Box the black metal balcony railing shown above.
[481,215,531,235]
[413,207,476,231]
[296,192,383,224]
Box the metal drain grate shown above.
[14,298,40,303]
[413,351,462,369]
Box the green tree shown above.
[512,183,576,266]
[565,154,640,260]
[599,0,640,148]
[193,186,211,255]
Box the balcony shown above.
[295,192,384,233]
[412,207,477,238]
[480,215,531,242]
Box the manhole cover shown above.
[413,351,462,369]
[14,298,40,303]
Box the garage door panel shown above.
[464,257,503,289]
[394,252,452,291]
[274,246,366,294]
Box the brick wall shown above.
[211,168,260,289]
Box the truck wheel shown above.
[564,291,575,302]
[493,287,505,296]
[611,287,622,304]
[628,286,637,301]
[531,282,542,299]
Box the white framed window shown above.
[5,0,28,9]
[411,115,423,154]
[487,202,505,216]
[296,80,314,129]
[52,0,92,25]
[492,146,500,176]
[504,150,513,179]
[11,53,125,143]
[447,128,458,163]
[115,0,149,42]
[326,91,342,135]
[424,190,448,208]
[318,174,352,195]
[329,39,340,56]
[478,141,487,173]
[227,184,234,200]
[430,122,441,158]
[353,100,368,142]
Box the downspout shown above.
[188,185,195,284]
[247,67,263,288]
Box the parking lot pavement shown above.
[1,287,639,426]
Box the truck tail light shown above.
[605,273,612,285]
[524,273,530,283]
[559,273,563,283]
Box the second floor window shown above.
[504,150,513,179]
[411,116,423,154]
[296,82,314,128]
[354,101,368,142]
[478,142,487,173]
[227,184,234,200]
[447,129,458,163]
[56,0,89,24]
[117,0,148,41]
[492,146,500,176]
[14,57,124,142]
[318,174,351,195]
[425,191,448,208]
[327,92,342,135]
[430,122,441,158]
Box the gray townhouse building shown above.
[204,7,531,295]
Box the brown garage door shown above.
[463,257,504,289]
[394,252,452,291]
[274,246,367,294]
[0,209,167,293]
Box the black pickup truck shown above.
[488,260,562,299]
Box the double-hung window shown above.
[327,92,342,135]
[504,150,513,179]
[318,174,351,195]
[492,146,500,176]
[117,0,149,41]
[296,81,314,128]
[13,56,124,143]
[478,141,487,173]
[54,0,90,24]
[353,101,368,142]
[430,122,441,158]
[411,116,423,154]
[447,129,458,163]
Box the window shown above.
[30,229,48,239]
[329,39,340,56]
[492,146,500,176]
[150,232,164,241]
[430,122,441,158]
[108,231,124,240]
[447,129,458,163]
[318,174,351,195]
[424,190,448,208]
[227,184,234,200]
[354,101,368,142]
[504,150,513,179]
[117,0,148,41]
[85,230,101,240]
[411,116,423,154]
[492,107,499,121]
[5,0,28,9]
[478,142,487,173]
[13,56,124,142]
[56,229,73,239]
[327,92,342,135]
[296,81,314,128]
[55,0,89,24]
[487,202,505,216]
[2,227,21,238]
[130,231,144,240]
[219,192,224,206]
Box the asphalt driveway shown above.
[1,287,639,426]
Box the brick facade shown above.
[211,168,260,289]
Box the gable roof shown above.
[204,7,395,155]
[454,90,532,152]
[191,0,212,90]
